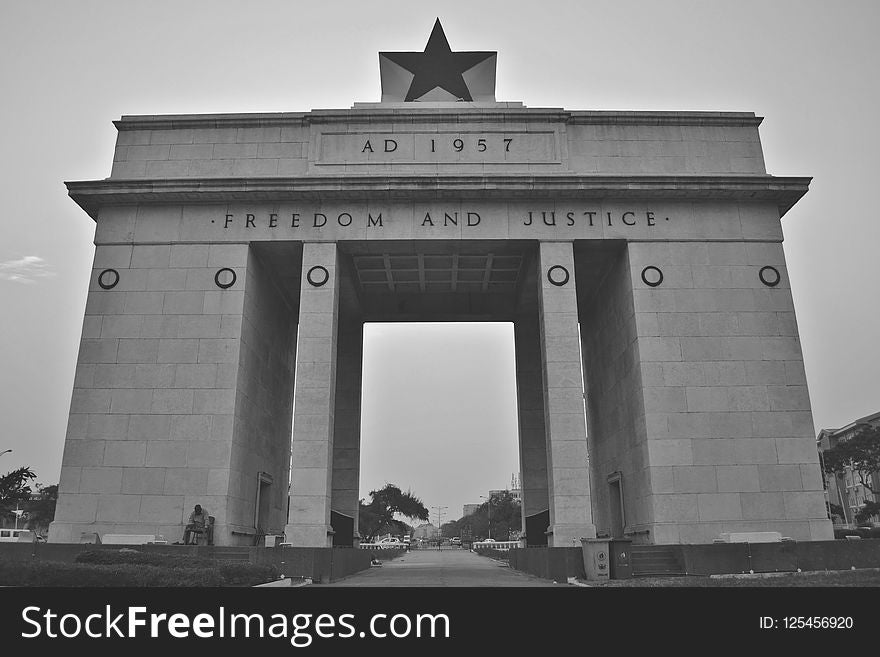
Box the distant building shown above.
[462,504,480,518]
[818,410,880,527]
[412,523,439,540]
[489,489,522,503]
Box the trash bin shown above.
[581,538,610,581]
[265,534,284,548]
[609,538,633,579]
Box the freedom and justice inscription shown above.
[218,208,668,230]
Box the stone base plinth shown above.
[285,524,333,547]
[548,523,597,547]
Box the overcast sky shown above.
[1,1,878,525]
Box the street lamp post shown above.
[3,450,24,531]
[431,505,447,550]
[480,495,492,540]
[13,503,24,530]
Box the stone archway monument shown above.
[51,21,832,547]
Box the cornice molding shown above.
[113,109,762,131]
[67,174,809,221]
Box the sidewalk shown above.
[324,548,563,587]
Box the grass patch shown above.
[589,569,880,587]
[0,550,281,587]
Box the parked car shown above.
[451,537,462,546]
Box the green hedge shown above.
[76,549,232,568]
[0,551,280,587]
[474,547,510,560]
[834,527,880,539]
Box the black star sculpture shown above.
[380,19,495,102]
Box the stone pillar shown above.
[330,265,364,545]
[628,239,833,543]
[514,250,551,546]
[537,241,596,546]
[286,243,340,547]
[49,239,251,545]
[515,316,551,545]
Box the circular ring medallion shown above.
[307,265,330,287]
[214,268,237,290]
[98,268,120,290]
[759,266,781,287]
[641,266,664,287]
[547,265,570,287]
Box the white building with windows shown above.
[817,410,880,527]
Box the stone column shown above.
[49,238,251,545]
[627,240,833,543]
[514,251,551,546]
[330,274,364,546]
[538,241,596,546]
[286,243,340,547]
[515,316,551,545]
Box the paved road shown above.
[325,548,563,587]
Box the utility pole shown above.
[432,506,447,550]
[14,502,23,530]
[480,495,492,539]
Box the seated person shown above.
[182,504,209,545]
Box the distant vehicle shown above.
[360,536,407,548]
[451,537,462,546]
[0,529,38,543]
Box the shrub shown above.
[474,547,509,560]
[834,528,862,539]
[76,549,222,568]
[834,526,880,539]
[0,554,280,587]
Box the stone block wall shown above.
[111,123,310,179]
[50,239,250,544]
[107,110,767,179]
[627,232,832,543]
[567,118,766,175]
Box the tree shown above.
[822,426,880,524]
[0,466,36,527]
[25,483,58,534]
[856,501,880,525]
[443,492,522,541]
[0,466,36,505]
[358,484,429,541]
